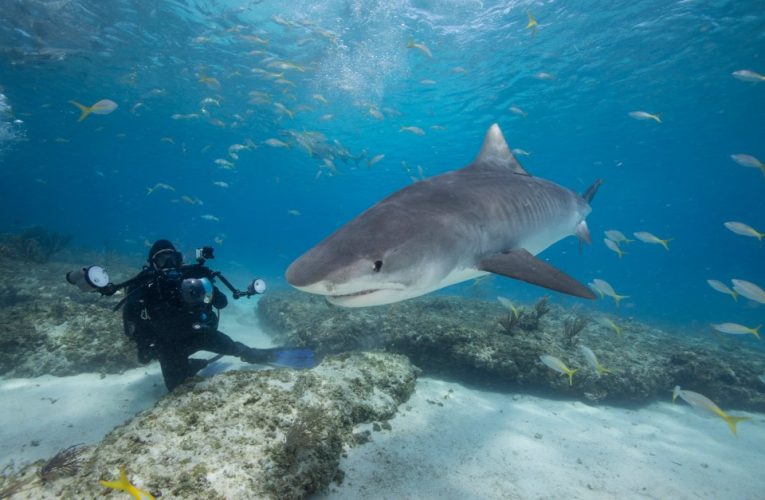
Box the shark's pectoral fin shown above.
[479,249,596,299]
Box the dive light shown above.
[66,266,110,292]
[248,279,266,295]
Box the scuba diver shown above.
[67,239,313,391]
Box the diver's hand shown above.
[99,283,118,296]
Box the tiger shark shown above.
[286,123,601,307]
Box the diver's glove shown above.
[99,283,118,296]
[240,347,316,369]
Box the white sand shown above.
[0,299,271,469]
[2,300,764,499]
[318,378,765,500]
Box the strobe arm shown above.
[212,271,266,299]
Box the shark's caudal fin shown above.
[471,123,529,175]
[479,248,596,299]
[581,179,603,204]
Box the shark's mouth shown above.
[331,288,380,298]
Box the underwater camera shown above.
[180,277,214,305]
[66,266,110,292]
[196,246,214,262]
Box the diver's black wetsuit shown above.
[118,240,273,391]
[122,268,252,390]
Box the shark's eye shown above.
[373,260,383,272]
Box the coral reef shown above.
[4,352,418,499]
[0,252,144,377]
[258,291,765,411]
[0,227,72,264]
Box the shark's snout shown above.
[285,256,336,293]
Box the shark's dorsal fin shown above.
[471,123,529,175]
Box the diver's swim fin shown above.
[270,349,316,369]
[240,347,316,369]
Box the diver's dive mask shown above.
[151,249,183,270]
[180,277,214,306]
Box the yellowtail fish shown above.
[242,33,270,45]
[579,345,609,375]
[593,316,621,336]
[367,154,385,168]
[730,154,765,175]
[592,278,629,306]
[264,138,289,148]
[711,322,761,339]
[274,78,296,88]
[268,60,305,72]
[496,296,519,319]
[287,209,301,216]
[588,281,604,298]
[633,231,671,250]
[201,214,220,222]
[100,465,155,500]
[604,238,626,258]
[533,72,555,80]
[604,230,633,244]
[724,221,765,241]
[313,94,329,104]
[214,158,235,169]
[509,106,527,117]
[400,126,425,136]
[406,39,433,58]
[69,99,118,121]
[212,181,229,188]
[731,279,765,304]
[628,111,661,123]
[146,183,175,195]
[526,11,538,36]
[274,102,294,119]
[198,75,221,90]
[171,113,199,120]
[732,69,765,82]
[511,148,531,157]
[706,279,737,301]
[368,107,384,120]
[200,97,220,107]
[539,354,577,386]
[672,386,750,437]
[420,79,436,85]
[320,114,334,121]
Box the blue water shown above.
[1,0,764,330]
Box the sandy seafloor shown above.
[2,299,764,499]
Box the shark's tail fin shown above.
[582,179,603,204]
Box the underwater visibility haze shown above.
[0,0,764,324]
[1,0,765,498]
